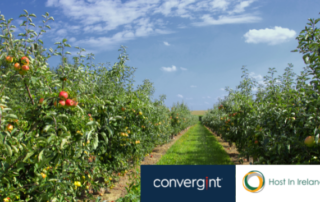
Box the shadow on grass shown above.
[157,123,234,165]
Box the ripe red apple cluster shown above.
[6,55,30,75]
[52,91,78,108]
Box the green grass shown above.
[157,122,234,165]
[116,122,233,201]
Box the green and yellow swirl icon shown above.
[243,170,265,193]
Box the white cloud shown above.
[74,30,135,50]
[249,72,264,84]
[244,26,297,45]
[69,37,76,42]
[153,0,197,18]
[207,96,211,98]
[161,65,177,72]
[210,0,230,11]
[205,102,210,104]
[249,72,263,80]
[180,67,187,70]
[191,85,197,88]
[220,88,225,91]
[56,29,67,36]
[164,41,170,46]
[46,0,59,7]
[177,94,184,98]
[249,72,265,86]
[275,79,281,84]
[177,24,187,29]
[228,0,255,14]
[154,29,174,34]
[44,0,264,52]
[193,13,261,26]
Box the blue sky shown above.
[1,0,319,110]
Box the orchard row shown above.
[202,13,320,165]
[0,10,198,201]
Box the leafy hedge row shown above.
[202,12,320,165]
[0,10,198,201]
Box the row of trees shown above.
[202,12,320,164]
[0,10,198,201]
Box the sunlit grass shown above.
[157,122,233,165]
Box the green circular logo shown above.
[243,170,265,193]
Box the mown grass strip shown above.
[157,122,234,165]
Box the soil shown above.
[81,124,249,202]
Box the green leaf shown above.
[47,133,56,143]
[11,145,19,153]
[93,134,99,149]
[86,121,95,126]
[105,126,113,137]
[23,151,35,162]
[58,125,68,132]
[38,149,44,162]
[60,138,68,150]
[315,134,319,144]
[100,132,108,144]
[57,114,68,120]
[115,116,123,120]
[5,114,18,119]
[6,145,12,157]
[87,130,93,141]
[303,54,310,64]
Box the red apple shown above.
[14,63,20,71]
[7,124,13,132]
[59,100,66,107]
[53,101,57,107]
[21,65,29,71]
[304,136,315,147]
[39,98,44,104]
[73,101,78,107]
[21,56,29,65]
[65,99,74,107]
[59,91,68,100]
[6,56,13,63]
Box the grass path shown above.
[157,122,234,165]
[116,123,235,201]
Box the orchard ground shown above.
[90,122,249,202]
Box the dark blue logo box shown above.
[141,165,235,202]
